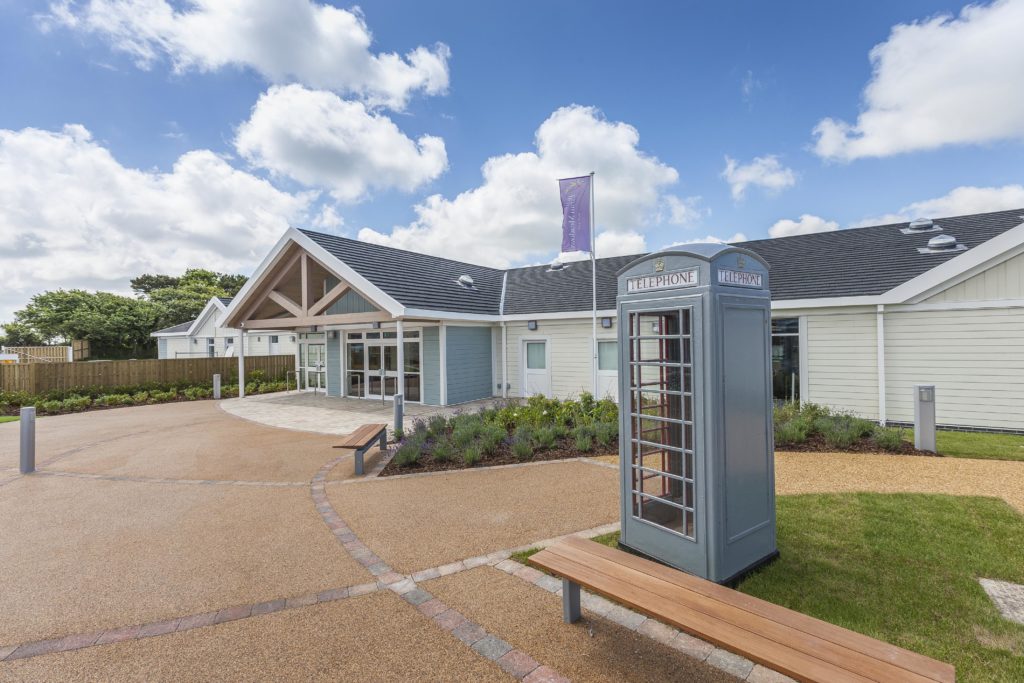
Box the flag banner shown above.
[559,175,592,253]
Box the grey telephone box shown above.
[616,244,777,584]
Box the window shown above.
[598,340,618,371]
[348,332,362,340]
[771,317,800,403]
[269,335,279,344]
[206,338,215,358]
[526,342,546,369]
[225,337,234,345]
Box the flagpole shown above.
[590,171,597,397]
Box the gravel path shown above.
[776,451,1024,513]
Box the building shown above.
[151,296,297,360]
[223,208,1024,432]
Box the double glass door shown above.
[346,331,421,401]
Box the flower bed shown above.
[380,394,618,476]
[774,402,933,455]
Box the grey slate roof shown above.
[217,297,233,306]
[152,320,192,334]
[298,209,1024,316]
[300,230,505,314]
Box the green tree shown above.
[129,273,180,296]
[0,321,45,347]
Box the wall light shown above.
[527,320,538,331]
[372,321,382,329]
[601,317,613,329]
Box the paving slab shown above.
[0,401,341,482]
[0,591,507,682]
[423,566,737,683]
[0,475,369,644]
[776,451,1024,513]
[328,460,618,573]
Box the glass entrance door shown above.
[346,331,421,401]
[301,342,326,390]
[366,343,398,399]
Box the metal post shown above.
[237,328,246,398]
[213,374,221,400]
[393,394,404,434]
[20,406,35,474]
[562,578,581,623]
[914,384,937,453]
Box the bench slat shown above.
[335,423,387,449]
[531,548,874,683]
[538,542,939,683]
[557,536,954,683]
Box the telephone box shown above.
[616,243,777,584]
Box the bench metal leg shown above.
[354,447,365,476]
[378,431,387,451]
[562,579,581,623]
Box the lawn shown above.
[921,429,1024,462]
[514,494,1024,682]
[0,416,17,423]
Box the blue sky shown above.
[1,0,1022,321]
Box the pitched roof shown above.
[299,230,505,314]
[152,320,192,335]
[297,208,1023,316]
[217,297,233,306]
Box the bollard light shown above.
[20,406,36,474]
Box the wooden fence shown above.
[0,355,295,395]
[1,346,72,363]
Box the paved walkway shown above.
[220,391,499,435]
[0,403,745,681]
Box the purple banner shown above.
[559,175,591,253]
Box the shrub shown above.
[393,427,404,441]
[574,432,594,452]
[132,391,150,404]
[463,446,482,467]
[95,393,133,407]
[775,419,810,446]
[452,421,483,449]
[512,437,533,461]
[432,437,455,462]
[149,390,178,403]
[394,441,422,468]
[534,427,558,450]
[184,386,212,400]
[873,427,906,452]
[38,399,64,414]
[819,415,869,450]
[62,395,92,412]
[514,425,536,446]
[427,414,449,438]
[595,421,618,448]
[479,424,505,455]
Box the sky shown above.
[1,0,1023,323]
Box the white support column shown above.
[396,319,405,401]
[501,322,508,398]
[876,304,887,425]
[338,330,346,397]
[798,315,809,404]
[294,334,302,391]
[237,328,246,398]
[439,322,448,406]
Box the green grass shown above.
[924,429,1024,462]
[0,416,17,423]
[514,494,1024,681]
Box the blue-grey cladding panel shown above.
[324,277,379,314]
[445,326,493,405]
[326,333,341,397]
[421,327,440,405]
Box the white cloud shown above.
[44,0,450,110]
[721,155,796,200]
[856,184,1024,226]
[660,194,706,226]
[358,105,680,268]
[235,85,447,203]
[0,124,313,321]
[813,0,1024,160]
[768,214,839,238]
[596,230,646,257]
[664,233,747,248]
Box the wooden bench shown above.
[333,423,387,475]
[529,537,954,683]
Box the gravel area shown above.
[424,566,737,683]
[776,451,1024,513]
[328,461,618,573]
[0,591,507,682]
[0,476,369,644]
[0,402,341,482]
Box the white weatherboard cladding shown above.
[884,308,1024,429]
[924,250,1024,303]
[504,318,597,399]
[804,311,879,419]
[163,336,192,359]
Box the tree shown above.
[130,274,180,296]
[0,321,44,347]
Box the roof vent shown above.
[901,218,941,235]
[456,274,476,289]
[917,234,967,254]
[547,260,568,272]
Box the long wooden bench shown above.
[333,423,387,475]
[528,537,954,683]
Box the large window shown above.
[771,318,800,403]
[598,340,618,371]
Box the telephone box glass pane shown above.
[637,496,687,535]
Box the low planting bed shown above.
[775,402,933,455]
[380,394,618,476]
[0,370,288,417]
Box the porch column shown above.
[396,319,404,401]
[237,327,246,398]
[294,334,301,391]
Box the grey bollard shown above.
[213,374,222,400]
[914,384,937,453]
[20,406,35,474]
[393,394,404,434]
